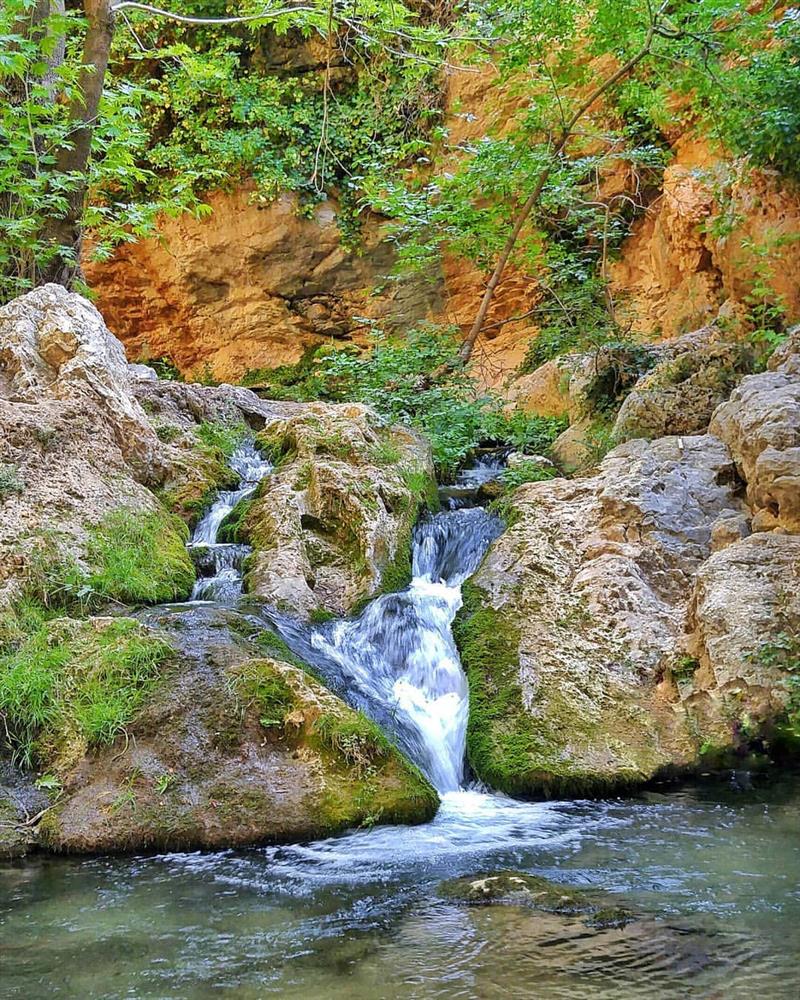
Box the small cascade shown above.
[439,449,508,508]
[274,502,503,793]
[188,440,271,602]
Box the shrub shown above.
[500,461,558,490]
[0,463,23,500]
[283,328,568,478]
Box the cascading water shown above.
[273,497,503,793]
[188,440,272,601]
[7,452,798,999]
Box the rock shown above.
[709,336,800,532]
[505,359,571,418]
[0,759,48,859]
[609,140,800,340]
[36,605,438,854]
[0,288,431,622]
[613,327,752,442]
[84,190,444,382]
[242,403,436,618]
[685,533,800,729]
[710,511,751,552]
[454,434,748,796]
[0,284,161,476]
[439,871,634,927]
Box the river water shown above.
[2,448,798,998]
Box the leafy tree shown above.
[0,0,453,300]
[373,0,800,362]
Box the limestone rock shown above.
[613,327,752,442]
[0,284,160,476]
[455,434,748,796]
[84,190,444,382]
[36,606,438,853]
[243,403,435,618]
[709,337,800,532]
[685,533,800,724]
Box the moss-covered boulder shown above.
[34,605,438,854]
[454,431,793,798]
[241,403,436,619]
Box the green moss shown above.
[217,498,254,544]
[454,582,645,798]
[0,617,173,769]
[309,608,337,625]
[254,428,296,467]
[161,421,246,523]
[312,711,391,777]
[232,659,297,730]
[195,420,248,458]
[309,708,439,831]
[85,509,196,605]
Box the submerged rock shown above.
[35,605,438,854]
[440,871,634,928]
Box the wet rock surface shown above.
[35,604,438,855]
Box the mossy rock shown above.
[33,606,438,854]
[453,582,664,798]
[84,508,196,605]
[439,870,634,929]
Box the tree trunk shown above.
[39,0,114,288]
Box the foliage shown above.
[0,616,172,767]
[373,0,800,365]
[288,328,566,477]
[499,460,558,490]
[0,0,450,301]
[84,509,196,605]
[0,463,24,500]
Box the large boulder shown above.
[709,334,800,532]
[458,333,800,796]
[685,532,800,730]
[455,434,744,796]
[0,286,430,620]
[35,606,438,853]
[0,284,160,475]
[241,403,436,618]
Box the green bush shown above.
[275,328,567,478]
[500,460,558,490]
[0,463,23,500]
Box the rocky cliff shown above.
[456,331,800,796]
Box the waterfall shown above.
[188,440,272,602]
[185,436,504,794]
[273,503,503,793]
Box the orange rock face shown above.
[84,189,445,382]
[610,137,800,341]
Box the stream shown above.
[2,447,799,998]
